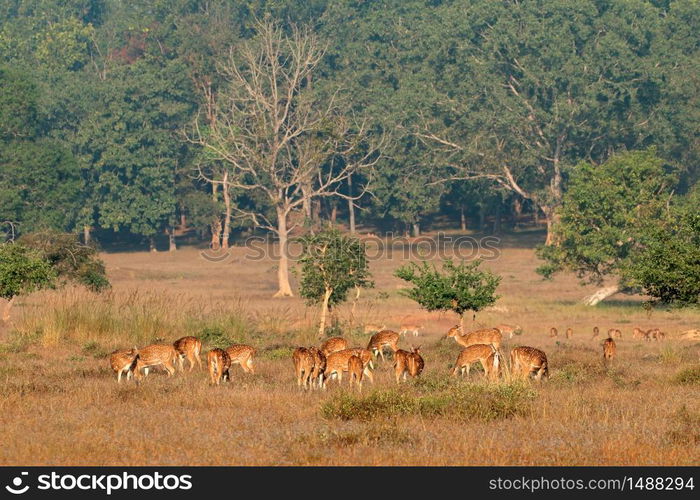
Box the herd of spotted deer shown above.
[109,322,668,389]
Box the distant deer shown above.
[110,347,139,383]
[207,348,231,385]
[363,324,386,335]
[173,336,202,372]
[608,328,622,340]
[348,355,364,391]
[446,325,502,350]
[325,348,375,385]
[549,327,558,338]
[495,324,522,339]
[566,328,573,339]
[510,346,549,381]
[225,344,256,374]
[632,327,648,341]
[603,337,616,365]
[451,344,498,379]
[135,344,178,378]
[399,324,423,337]
[292,347,315,389]
[319,337,348,357]
[591,326,600,340]
[367,330,400,362]
[647,328,665,341]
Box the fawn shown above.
[452,344,498,379]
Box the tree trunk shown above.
[2,296,16,323]
[582,285,621,306]
[221,171,232,250]
[180,213,187,229]
[274,207,294,297]
[330,201,338,224]
[149,237,157,252]
[542,206,560,246]
[83,226,91,245]
[318,287,333,337]
[412,222,420,237]
[460,206,467,231]
[169,227,177,252]
[210,182,222,250]
[493,203,502,234]
[478,204,486,230]
[348,175,356,234]
[301,183,312,221]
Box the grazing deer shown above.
[647,328,665,341]
[292,347,315,389]
[367,330,400,362]
[608,328,622,340]
[110,348,139,383]
[173,336,202,372]
[135,344,178,378]
[484,350,501,381]
[399,324,423,337]
[325,348,375,385]
[363,324,385,335]
[451,344,498,379]
[510,346,549,381]
[348,355,364,391]
[632,327,646,340]
[565,328,573,339]
[591,326,600,340]
[495,324,522,339]
[446,325,502,350]
[225,344,256,374]
[603,337,616,365]
[308,346,326,389]
[207,348,231,385]
[319,336,349,357]
[549,327,558,338]
[393,349,411,383]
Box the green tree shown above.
[537,149,678,305]
[626,188,700,308]
[0,243,56,321]
[299,228,373,336]
[395,259,500,330]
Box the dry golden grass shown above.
[0,232,698,465]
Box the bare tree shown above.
[189,20,381,296]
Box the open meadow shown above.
[1,232,698,466]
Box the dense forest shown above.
[1,0,698,253]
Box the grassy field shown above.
[1,231,698,465]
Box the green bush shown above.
[672,366,700,385]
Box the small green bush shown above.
[672,366,700,385]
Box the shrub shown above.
[672,366,700,385]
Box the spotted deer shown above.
[603,337,616,365]
[549,327,558,338]
[135,344,178,378]
[109,348,139,383]
[495,324,522,339]
[173,336,202,372]
[451,344,498,379]
[325,348,375,385]
[319,337,349,357]
[566,328,573,339]
[225,344,256,374]
[591,326,600,340]
[446,326,502,350]
[393,349,411,383]
[608,328,622,340]
[292,347,315,389]
[308,346,326,389]
[647,328,665,341]
[399,324,423,337]
[407,346,424,378]
[632,327,647,341]
[207,348,231,385]
[367,330,400,362]
[348,355,364,391]
[510,346,549,381]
